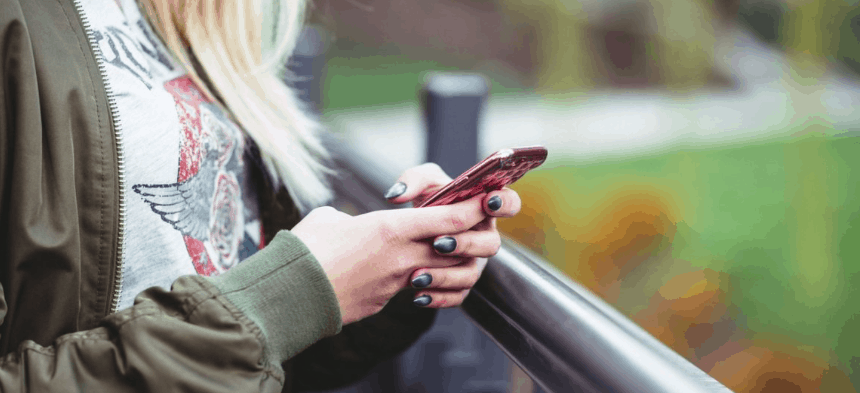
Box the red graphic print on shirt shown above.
[132,76,262,276]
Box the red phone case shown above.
[417,146,548,208]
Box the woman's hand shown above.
[382,163,522,308]
[291,163,521,326]
[291,192,483,325]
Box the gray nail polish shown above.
[488,195,502,211]
[433,237,456,254]
[413,295,432,307]
[384,182,407,199]
[411,273,433,288]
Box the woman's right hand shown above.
[290,194,492,325]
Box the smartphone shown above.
[416,146,548,208]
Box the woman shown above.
[0,0,522,391]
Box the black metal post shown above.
[409,72,516,393]
[422,73,489,175]
[285,25,327,112]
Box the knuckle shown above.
[308,206,328,216]
[469,271,482,286]
[422,162,443,173]
[449,209,469,232]
[491,235,502,256]
[423,162,451,181]
[401,165,419,179]
[510,202,522,217]
[453,268,479,290]
[384,281,401,297]
[376,217,401,244]
[463,237,482,258]
[393,255,412,273]
[306,206,336,221]
[458,236,473,256]
[447,291,470,307]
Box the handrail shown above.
[324,133,733,393]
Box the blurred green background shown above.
[312,0,860,391]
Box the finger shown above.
[410,257,488,290]
[384,163,452,203]
[471,216,496,232]
[406,242,472,269]
[431,229,501,258]
[483,188,522,218]
[412,289,472,308]
[396,193,489,239]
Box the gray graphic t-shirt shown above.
[78,0,263,310]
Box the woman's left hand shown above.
[383,163,522,308]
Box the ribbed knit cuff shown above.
[206,230,343,366]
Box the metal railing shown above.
[291,25,733,393]
[324,133,733,393]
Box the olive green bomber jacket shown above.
[0,1,435,391]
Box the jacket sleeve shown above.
[0,230,342,393]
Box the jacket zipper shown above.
[73,0,128,314]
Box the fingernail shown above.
[433,237,456,254]
[413,294,432,307]
[487,195,502,211]
[384,182,407,199]
[411,273,433,288]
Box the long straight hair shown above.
[136,0,335,214]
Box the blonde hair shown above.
[137,0,335,214]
